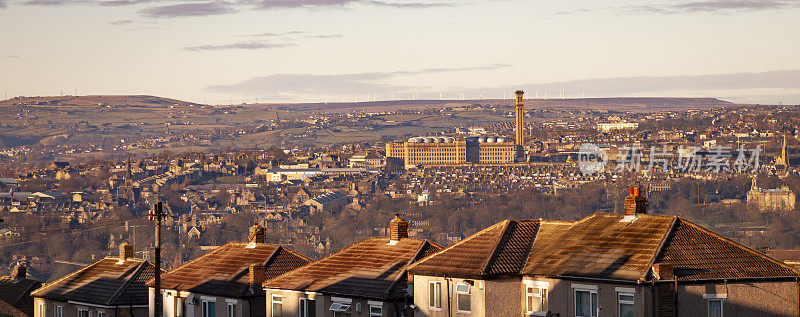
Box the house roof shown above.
[409,213,799,282]
[407,220,542,278]
[31,257,153,306]
[150,242,310,298]
[264,237,441,300]
[0,275,42,316]
[0,299,27,317]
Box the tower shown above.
[778,133,789,166]
[515,90,525,159]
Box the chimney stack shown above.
[12,264,26,280]
[514,90,525,148]
[119,242,134,260]
[249,263,266,289]
[624,186,647,215]
[248,223,265,244]
[389,214,408,242]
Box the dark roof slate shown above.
[151,242,309,298]
[264,237,441,300]
[31,257,152,306]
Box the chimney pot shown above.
[389,214,408,242]
[248,223,265,244]
[12,264,26,280]
[624,186,647,215]
[119,242,134,260]
[652,263,674,280]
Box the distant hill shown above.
[264,97,734,113]
[0,95,202,108]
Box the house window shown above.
[38,303,45,317]
[708,299,723,317]
[526,287,547,313]
[575,289,598,317]
[77,309,89,317]
[330,302,351,317]
[456,283,471,313]
[618,293,634,317]
[55,306,63,317]
[369,305,382,317]
[97,312,105,317]
[271,295,283,317]
[227,302,236,317]
[429,281,442,309]
[300,298,316,317]
[202,300,216,317]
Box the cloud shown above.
[249,0,454,10]
[184,41,296,51]
[0,0,6,8]
[206,64,510,95]
[2,55,19,59]
[141,2,236,17]
[246,31,307,37]
[305,33,343,39]
[110,19,135,25]
[627,0,798,13]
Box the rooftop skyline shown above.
[2,0,799,104]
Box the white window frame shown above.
[202,299,216,317]
[455,283,472,313]
[299,297,316,317]
[369,304,382,317]
[525,286,548,314]
[330,301,352,317]
[97,311,106,317]
[271,295,283,317]
[77,308,89,317]
[226,302,236,317]
[429,281,442,310]
[618,292,635,317]
[55,306,64,317]
[707,298,724,317]
[574,289,598,317]
[38,302,45,317]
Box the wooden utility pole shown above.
[149,202,163,317]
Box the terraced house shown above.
[148,224,309,317]
[32,243,155,317]
[408,187,800,317]
[263,215,441,317]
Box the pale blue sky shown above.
[1,0,799,104]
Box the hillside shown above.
[0,95,202,108]
[264,97,734,113]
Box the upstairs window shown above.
[526,287,548,313]
[271,296,282,317]
[299,298,316,317]
[708,299,723,317]
[618,293,634,317]
[429,281,442,309]
[575,289,598,317]
[456,283,471,313]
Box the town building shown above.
[408,187,800,317]
[263,215,441,317]
[747,177,796,212]
[148,224,310,317]
[0,264,42,317]
[596,122,639,132]
[32,243,155,317]
[385,137,516,169]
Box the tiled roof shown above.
[264,237,441,300]
[657,219,799,280]
[0,275,42,316]
[152,242,310,298]
[522,214,674,281]
[410,213,799,282]
[0,299,27,317]
[408,220,540,278]
[31,257,152,306]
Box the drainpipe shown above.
[673,279,678,317]
[445,275,452,317]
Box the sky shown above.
[1,0,800,104]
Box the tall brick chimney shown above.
[249,263,266,289]
[624,186,647,215]
[389,214,408,242]
[248,223,265,244]
[12,264,26,280]
[119,242,134,260]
